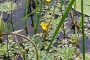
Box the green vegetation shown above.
[0,0,89,60]
[75,0,90,16]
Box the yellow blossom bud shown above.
[45,0,51,3]
[40,22,49,31]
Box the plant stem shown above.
[81,0,85,59]
[10,0,14,31]
[8,8,38,31]
[0,33,39,60]
[25,0,28,35]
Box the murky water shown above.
[1,0,90,59]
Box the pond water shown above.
[2,0,38,36]
[1,0,90,58]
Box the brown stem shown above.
[0,33,39,60]
[70,11,74,22]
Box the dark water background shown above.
[1,0,90,59]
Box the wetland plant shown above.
[0,0,88,60]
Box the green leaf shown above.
[0,17,4,33]
[0,44,7,54]
[0,2,17,12]
[72,0,90,16]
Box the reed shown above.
[81,0,86,60]
[34,0,43,33]
[24,0,29,35]
[47,0,75,50]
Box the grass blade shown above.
[8,8,38,31]
[24,0,29,35]
[81,0,85,60]
[34,0,43,33]
[47,0,75,50]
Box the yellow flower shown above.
[45,0,51,3]
[40,22,49,31]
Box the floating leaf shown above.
[0,2,17,12]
